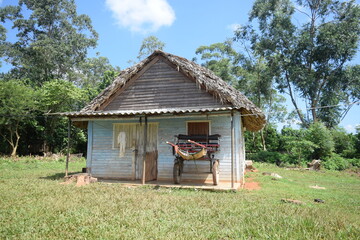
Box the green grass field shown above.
[0,157,359,239]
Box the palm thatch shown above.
[80,50,266,131]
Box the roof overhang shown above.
[52,106,266,132]
[56,107,238,118]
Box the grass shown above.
[0,158,359,239]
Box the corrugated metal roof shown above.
[58,107,237,117]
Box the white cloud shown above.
[105,0,175,34]
[227,23,241,32]
[344,124,356,133]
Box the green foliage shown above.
[283,136,317,166]
[245,125,283,152]
[195,41,287,129]
[323,154,350,171]
[195,40,241,84]
[0,80,38,156]
[0,0,98,85]
[248,151,284,165]
[248,124,358,170]
[97,70,119,92]
[348,158,360,168]
[70,56,120,89]
[137,35,165,61]
[0,0,118,156]
[355,126,360,157]
[237,0,360,127]
[0,80,37,124]
[261,125,281,151]
[306,122,334,159]
[331,127,357,158]
[39,79,85,113]
[38,79,86,153]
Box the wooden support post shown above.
[231,111,235,189]
[65,118,71,177]
[86,121,93,176]
[142,116,148,185]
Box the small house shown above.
[62,50,265,189]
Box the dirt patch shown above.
[243,177,261,190]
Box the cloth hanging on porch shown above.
[118,132,126,157]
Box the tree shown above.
[0,80,37,156]
[283,136,317,166]
[306,122,334,159]
[196,40,287,150]
[331,127,357,158]
[0,0,98,85]
[137,36,165,61]
[236,0,360,127]
[195,40,241,84]
[39,79,85,152]
[69,55,120,88]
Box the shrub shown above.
[331,128,357,158]
[323,154,350,171]
[283,136,317,166]
[348,158,360,168]
[249,151,283,165]
[306,122,334,159]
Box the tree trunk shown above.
[311,103,318,123]
[252,132,256,150]
[260,129,267,151]
[10,145,18,157]
[10,128,20,157]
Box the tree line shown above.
[0,0,359,170]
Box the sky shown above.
[0,0,359,132]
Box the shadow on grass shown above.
[40,172,82,181]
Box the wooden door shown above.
[135,123,158,181]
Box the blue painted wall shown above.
[87,113,244,183]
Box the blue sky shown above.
[0,0,359,132]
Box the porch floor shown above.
[98,179,242,191]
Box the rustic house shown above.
[61,50,266,189]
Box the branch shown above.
[294,7,311,19]
[285,71,308,127]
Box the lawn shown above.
[0,158,359,239]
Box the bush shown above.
[323,154,350,171]
[249,151,284,165]
[306,122,334,159]
[348,158,360,168]
[331,128,357,158]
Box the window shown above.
[187,121,209,136]
[113,123,158,151]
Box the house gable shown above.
[101,56,229,111]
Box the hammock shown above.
[177,147,207,160]
[166,140,207,160]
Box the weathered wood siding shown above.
[104,58,228,111]
[87,114,244,183]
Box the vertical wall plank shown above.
[65,118,71,177]
[87,121,93,174]
[142,116,148,184]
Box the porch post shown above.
[65,118,71,177]
[142,116,148,185]
[231,111,235,189]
